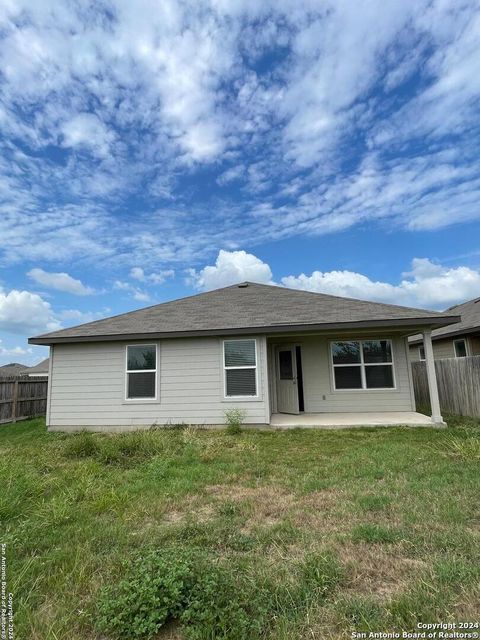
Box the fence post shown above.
[11,379,19,423]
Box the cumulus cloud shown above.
[0,286,110,365]
[282,258,480,310]
[0,288,60,335]
[187,249,274,290]
[27,268,95,295]
[188,249,480,309]
[130,267,175,284]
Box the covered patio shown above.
[269,411,436,429]
[266,328,445,427]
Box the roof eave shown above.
[29,315,461,345]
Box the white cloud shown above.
[216,164,245,186]
[114,280,150,302]
[0,287,60,335]
[282,258,480,310]
[27,268,95,295]
[188,249,273,290]
[0,0,479,273]
[113,280,131,291]
[58,309,108,324]
[187,248,480,309]
[130,267,146,281]
[60,113,115,157]
[0,341,32,357]
[0,341,33,367]
[133,290,151,302]
[130,267,175,284]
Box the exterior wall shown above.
[270,334,415,413]
[408,344,421,362]
[432,339,456,359]
[409,334,480,361]
[48,336,269,430]
[469,335,480,355]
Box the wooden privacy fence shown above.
[411,355,480,418]
[0,376,48,424]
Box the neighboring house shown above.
[409,297,480,362]
[0,363,29,377]
[29,282,459,431]
[27,358,50,377]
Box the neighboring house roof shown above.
[0,362,29,377]
[27,358,50,375]
[409,297,480,345]
[29,282,460,345]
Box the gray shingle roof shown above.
[27,358,50,374]
[29,282,459,345]
[409,296,480,344]
[0,362,29,376]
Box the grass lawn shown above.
[1,417,480,639]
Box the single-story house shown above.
[0,362,30,377]
[409,297,480,362]
[26,357,50,378]
[29,282,459,431]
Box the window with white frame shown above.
[454,338,467,358]
[419,345,426,361]
[331,340,395,390]
[223,339,257,397]
[126,344,157,399]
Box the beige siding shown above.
[409,335,480,361]
[469,335,480,355]
[271,335,415,413]
[48,336,269,430]
[409,344,423,362]
[409,338,454,361]
[433,339,455,359]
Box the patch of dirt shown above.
[289,489,353,534]
[155,620,185,639]
[207,484,297,531]
[163,503,215,524]
[205,483,291,501]
[452,585,480,620]
[204,484,351,535]
[336,542,428,599]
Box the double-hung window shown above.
[331,340,395,390]
[223,339,257,397]
[126,344,157,400]
[419,346,426,361]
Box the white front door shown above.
[276,345,299,414]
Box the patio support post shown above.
[422,329,444,425]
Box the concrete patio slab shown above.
[269,411,437,429]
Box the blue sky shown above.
[1,0,480,365]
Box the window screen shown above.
[224,340,256,367]
[224,340,257,397]
[126,345,157,399]
[226,369,256,396]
